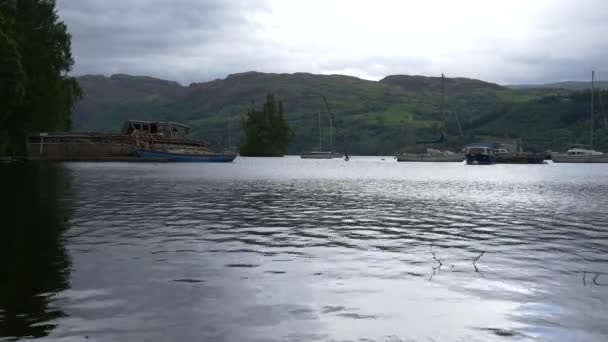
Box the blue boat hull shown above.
[136,150,236,162]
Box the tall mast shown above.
[441,73,445,123]
[454,111,464,137]
[599,78,608,129]
[318,111,322,151]
[329,113,333,151]
[591,70,595,147]
[321,95,349,160]
[227,115,231,148]
[441,73,463,137]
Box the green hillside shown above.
[507,81,608,90]
[72,72,608,155]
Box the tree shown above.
[0,0,81,155]
[240,94,291,156]
[0,5,25,153]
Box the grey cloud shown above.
[320,56,433,80]
[492,43,608,84]
[495,0,608,83]
[57,0,608,85]
[57,0,274,83]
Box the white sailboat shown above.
[553,70,608,163]
[396,74,464,162]
[301,111,343,159]
[396,147,464,162]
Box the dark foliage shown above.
[239,94,291,156]
[0,0,81,155]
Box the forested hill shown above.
[73,72,608,154]
[507,81,608,90]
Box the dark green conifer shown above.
[240,94,292,156]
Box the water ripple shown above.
[3,159,608,341]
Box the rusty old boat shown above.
[26,120,236,162]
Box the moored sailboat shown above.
[301,110,343,159]
[301,151,343,159]
[552,71,607,163]
[396,74,464,162]
[396,146,464,162]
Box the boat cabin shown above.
[122,120,190,138]
[464,142,495,155]
[463,141,519,155]
[566,148,603,156]
[465,146,493,155]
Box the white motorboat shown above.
[552,147,608,163]
[553,71,607,163]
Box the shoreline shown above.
[0,156,169,163]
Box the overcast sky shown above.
[56,0,608,85]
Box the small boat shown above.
[135,149,237,162]
[552,71,608,163]
[301,110,344,159]
[465,144,496,165]
[552,147,608,163]
[301,151,343,159]
[396,75,465,163]
[495,152,547,164]
[493,146,546,164]
[396,148,464,162]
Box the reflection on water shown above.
[1,157,608,341]
[0,164,71,339]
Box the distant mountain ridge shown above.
[507,80,608,90]
[72,71,608,154]
[380,74,504,91]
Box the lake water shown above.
[1,157,608,341]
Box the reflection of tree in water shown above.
[0,164,71,339]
